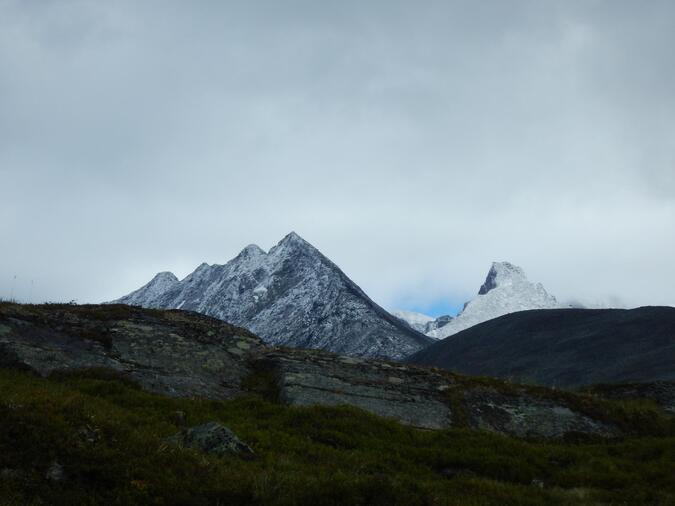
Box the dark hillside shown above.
[407,307,675,388]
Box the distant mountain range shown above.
[113,232,432,360]
[390,310,453,335]
[395,262,566,339]
[114,234,582,359]
[406,306,675,388]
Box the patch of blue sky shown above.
[404,298,465,318]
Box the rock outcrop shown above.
[260,347,453,429]
[0,303,262,399]
[166,422,254,458]
[0,302,651,440]
[461,387,618,439]
[255,348,620,437]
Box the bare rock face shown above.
[255,348,622,438]
[0,303,262,400]
[462,387,619,439]
[260,348,453,429]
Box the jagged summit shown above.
[280,230,305,244]
[112,232,432,359]
[117,271,179,307]
[478,262,528,295]
[155,271,178,282]
[428,261,565,340]
[240,244,265,255]
[269,231,318,256]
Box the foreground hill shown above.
[113,232,432,360]
[1,301,673,435]
[407,306,675,388]
[0,302,674,505]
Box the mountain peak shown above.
[152,271,178,283]
[271,231,318,257]
[113,232,431,359]
[478,261,528,295]
[239,244,266,257]
[428,261,563,340]
[110,271,179,307]
[279,231,306,245]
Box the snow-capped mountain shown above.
[391,310,435,333]
[424,314,454,334]
[428,262,566,339]
[112,232,433,360]
[119,271,179,307]
[391,310,453,336]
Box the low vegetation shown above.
[0,367,673,505]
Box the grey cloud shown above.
[1,0,673,311]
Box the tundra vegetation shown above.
[0,302,673,505]
[0,366,673,505]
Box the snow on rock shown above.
[428,262,566,340]
[111,232,432,360]
[391,310,453,336]
[391,310,435,333]
[115,271,179,307]
[424,315,454,334]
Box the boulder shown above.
[45,461,66,482]
[166,422,253,458]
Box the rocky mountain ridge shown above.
[113,232,432,360]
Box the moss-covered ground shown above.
[0,368,673,505]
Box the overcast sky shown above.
[1,0,674,315]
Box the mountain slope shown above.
[407,306,675,388]
[119,271,179,307]
[391,310,435,333]
[113,232,432,359]
[392,310,453,335]
[428,262,565,339]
